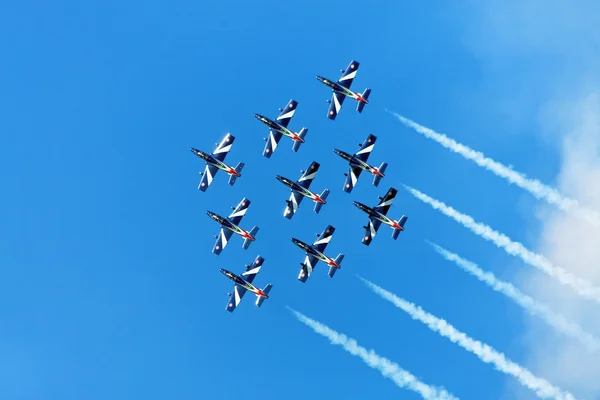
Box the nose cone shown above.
[291,237,300,246]
[253,113,261,120]
[275,175,283,182]
[190,147,200,154]
[206,210,216,219]
[333,148,341,155]
[219,268,226,275]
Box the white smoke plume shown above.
[359,278,578,400]
[287,307,459,400]
[428,241,600,352]
[386,110,600,226]
[404,184,600,304]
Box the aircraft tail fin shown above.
[392,215,408,240]
[373,162,387,187]
[314,189,330,214]
[255,284,273,307]
[242,226,259,249]
[228,162,245,185]
[292,128,308,152]
[328,253,344,278]
[357,88,371,113]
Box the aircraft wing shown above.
[337,60,360,89]
[276,99,298,128]
[327,91,346,120]
[362,217,382,246]
[212,133,235,162]
[198,163,219,192]
[354,134,376,162]
[240,255,264,284]
[343,164,363,193]
[284,189,304,219]
[297,161,320,189]
[312,225,335,253]
[225,284,247,312]
[373,187,397,216]
[298,254,319,283]
[213,228,234,255]
[263,130,283,158]
[228,197,251,226]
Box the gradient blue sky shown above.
[1,1,574,399]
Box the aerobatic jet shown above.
[334,134,387,193]
[254,99,308,158]
[221,255,273,313]
[316,60,371,120]
[353,187,408,246]
[291,225,344,283]
[206,197,259,255]
[275,161,330,219]
[190,133,244,192]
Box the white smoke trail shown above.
[360,278,578,400]
[287,307,459,400]
[386,110,600,225]
[404,185,600,304]
[428,241,600,352]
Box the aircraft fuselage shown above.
[333,149,384,177]
[254,114,303,142]
[190,148,239,176]
[206,211,255,240]
[276,175,325,203]
[353,201,402,230]
[291,238,339,268]
[220,268,267,298]
[315,76,368,103]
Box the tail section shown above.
[357,88,371,113]
[373,162,387,187]
[242,226,260,249]
[255,284,273,307]
[328,253,344,278]
[292,128,308,152]
[392,216,408,240]
[228,162,245,186]
[314,189,330,213]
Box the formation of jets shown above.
[191,60,408,312]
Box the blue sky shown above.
[2,1,595,399]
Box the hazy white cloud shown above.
[457,0,600,398]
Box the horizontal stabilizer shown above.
[228,162,245,186]
[242,226,259,249]
[292,128,308,152]
[357,88,371,113]
[328,253,344,278]
[255,284,273,308]
[373,162,387,187]
[392,215,408,240]
[314,189,330,214]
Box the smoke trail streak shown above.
[404,185,600,304]
[429,241,600,352]
[387,110,600,225]
[360,278,578,400]
[287,307,459,400]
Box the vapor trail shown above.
[360,278,578,400]
[404,185,600,304]
[287,307,459,400]
[386,110,600,225]
[429,242,600,352]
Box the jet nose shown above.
[253,113,260,119]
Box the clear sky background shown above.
[2,1,600,399]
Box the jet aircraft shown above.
[316,60,371,120]
[334,134,387,193]
[353,187,408,246]
[190,133,244,192]
[221,255,272,313]
[291,225,344,283]
[275,161,330,219]
[207,197,259,255]
[254,99,308,158]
